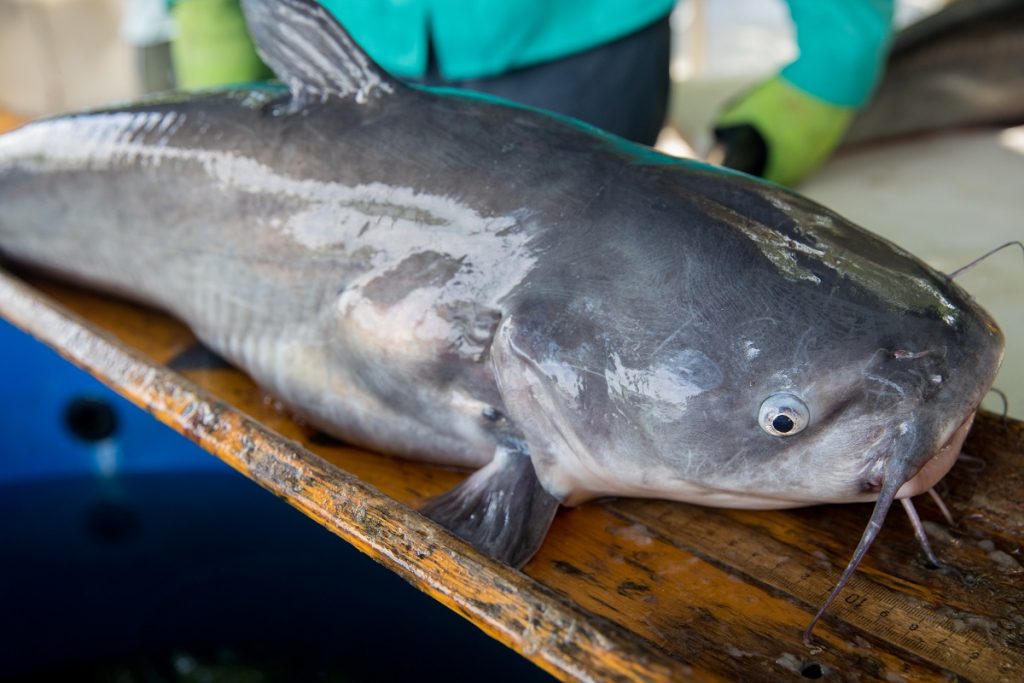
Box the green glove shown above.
[170,0,272,90]
[714,76,854,187]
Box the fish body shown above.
[845,0,1024,145]
[0,0,1005,630]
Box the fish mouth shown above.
[802,410,978,644]
[895,411,975,499]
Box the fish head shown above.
[493,186,1004,511]
[492,176,1004,639]
[726,275,1003,511]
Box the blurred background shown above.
[0,0,942,123]
[0,0,153,116]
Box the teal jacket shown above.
[169,0,892,108]
[782,0,893,108]
[319,0,676,81]
[321,0,891,107]
[167,0,893,184]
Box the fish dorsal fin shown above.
[241,0,398,103]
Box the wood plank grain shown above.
[1,274,1022,682]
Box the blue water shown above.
[0,319,227,484]
[0,320,554,681]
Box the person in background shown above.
[168,0,892,186]
[170,0,674,146]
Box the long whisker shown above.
[988,387,1009,419]
[927,487,955,526]
[947,240,1023,280]
[803,474,903,645]
[986,387,1011,436]
[900,497,942,568]
[957,452,986,473]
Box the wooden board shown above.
[3,267,1022,683]
[2,113,1022,682]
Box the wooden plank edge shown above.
[0,270,695,683]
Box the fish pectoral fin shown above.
[420,444,560,568]
[241,0,399,103]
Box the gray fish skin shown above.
[845,0,1024,146]
[0,0,1004,563]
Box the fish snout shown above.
[860,305,1001,498]
[888,305,1002,496]
[896,411,975,499]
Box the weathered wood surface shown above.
[4,262,1023,683]
[2,116,1022,683]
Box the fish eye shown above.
[758,393,810,437]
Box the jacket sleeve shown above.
[714,0,893,186]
